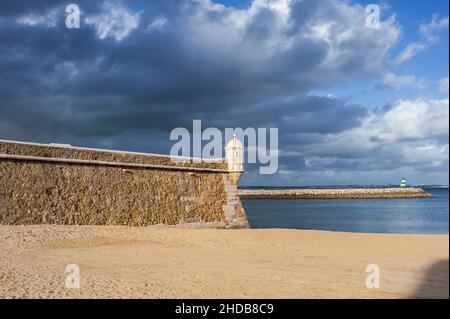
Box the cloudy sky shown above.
[0,0,448,186]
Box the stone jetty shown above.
[238,187,432,199]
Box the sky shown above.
[0,0,448,186]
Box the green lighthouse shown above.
[400,177,407,188]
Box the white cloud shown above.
[378,72,421,90]
[382,98,449,141]
[16,10,59,27]
[395,42,428,64]
[416,144,436,150]
[320,97,448,146]
[291,95,449,171]
[420,15,449,44]
[439,77,449,95]
[395,15,449,64]
[85,2,140,41]
[181,0,401,87]
[401,143,448,167]
[147,17,167,31]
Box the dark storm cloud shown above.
[1,0,379,141]
[0,0,446,184]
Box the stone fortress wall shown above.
[0,140,249,228]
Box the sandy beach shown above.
[0,225,448,299]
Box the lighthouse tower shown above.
[225,135,244,185]
[400,177,407,188]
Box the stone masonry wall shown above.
[0,140,248,228]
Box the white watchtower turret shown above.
[225,135,244,185]
[225,134,244,171]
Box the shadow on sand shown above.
[410,259,449,299]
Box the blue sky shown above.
[214,0,253,8]
[0,0,448,186]
[384,1,448,96]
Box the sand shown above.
[0,225,448,299]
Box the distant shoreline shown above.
[238,187,432,199]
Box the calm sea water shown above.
[242,188,449,234]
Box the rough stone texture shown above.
[0,140,248,228]
[222,174,249,229]
[0,140,227,170]
[239,188,432,199]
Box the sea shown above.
[241,188,449,234]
